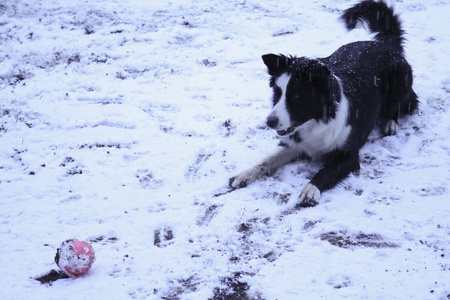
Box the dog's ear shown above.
[302,60,331,83]
[301,60,332,94]
[262,54,288,75]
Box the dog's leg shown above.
[229,146,300,189]
[381,62,418,136]
[299,151,360,207]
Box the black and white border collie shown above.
[229,0,418,207]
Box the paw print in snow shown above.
[154,228,174,248]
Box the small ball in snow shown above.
[55,239,95,276]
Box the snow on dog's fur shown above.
[230,0,418,207]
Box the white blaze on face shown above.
[268,73,291,131]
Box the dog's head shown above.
[262,54,337,136]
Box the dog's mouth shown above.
[276,125,298,136]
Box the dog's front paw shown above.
[299,183,321,207]
[229,167,265,189]
[229,175,248,189]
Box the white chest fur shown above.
[282,80,352,161]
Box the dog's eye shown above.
[287,94,301,104]
[287,86,301,102]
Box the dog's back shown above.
[340,0,419,116]
[324,0,419,147]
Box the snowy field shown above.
[1,0,450,299]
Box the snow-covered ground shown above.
[1,0,449,299]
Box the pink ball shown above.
[55,239,95,276]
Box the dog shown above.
[229,0,418,207]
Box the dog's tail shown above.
[341,0,405,53]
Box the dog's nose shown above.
[266,116,279,128]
